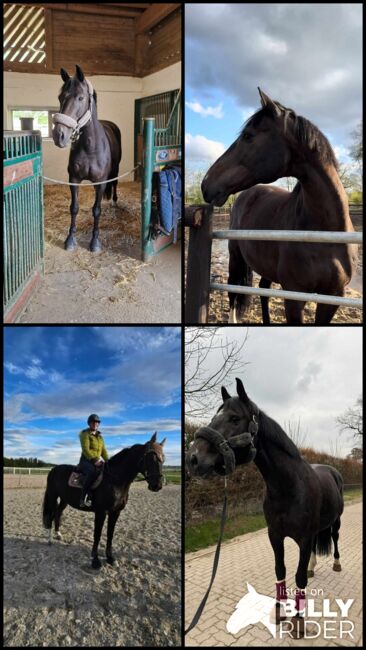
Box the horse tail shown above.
[315,527,332,556]
[103,123,122,201]
[42,471,57,529]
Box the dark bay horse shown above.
[52,64,122,252]
[201,88,357,324]
[43,433,166,569]
[186,379,343,638]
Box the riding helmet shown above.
[87,413,101,426]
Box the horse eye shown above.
[242,133,252,141]
[231,416,240,423]
[78,96,83,101]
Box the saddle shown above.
[68,465,104,491]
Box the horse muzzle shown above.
[188,426,256,477]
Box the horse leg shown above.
[290,538,313,639]
[54,499,67,540]
[259,277,271,324]
[91,510,107,569]
[228,240,252,323]
[284,299,305,324]
[112,181,118,206]
[307,537,317,577]
[65,182,79,250]
[106,510,121,565]
[42,482,58,545]
[332,516,342,571]
[315,302,340,324]
[268,529,287,624]
[89,183,106,252]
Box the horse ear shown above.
[150,431,157,443]
[75,64,85,82]
[236,378,250,404]
[221,386,231,402]
[159,437,166,447]
[257,87,281,117]
[60,68,70,83]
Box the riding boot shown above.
[80,476,94,507]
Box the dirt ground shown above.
[4,481,181,647]
[19,183,181,323]
[186,210,362,325]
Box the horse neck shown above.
[108,446,144,485]
[290,159,352,232]
[76,105,105,151]
[253,433,302,497]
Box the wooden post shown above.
[185,204,213,324]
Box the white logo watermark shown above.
[226,582,354,639]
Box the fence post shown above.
[185,204,213,323]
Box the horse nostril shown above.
[190,453,198,467]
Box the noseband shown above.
[194,409,259,475]
[52,78,94,142]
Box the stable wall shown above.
[3,62,181,184]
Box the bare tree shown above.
[283,417,308,448]
[185,327,249,419]
[336,395,363,439]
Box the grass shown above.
[185,487,362,553]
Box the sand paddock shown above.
[4,481,181,647]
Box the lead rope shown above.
[185,476,229,635]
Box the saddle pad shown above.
[68,471,103,490]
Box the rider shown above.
[78,414,109,508]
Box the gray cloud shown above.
[186,3,362,141]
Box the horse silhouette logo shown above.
[227,582,295,638]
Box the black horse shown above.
[52,64,122,252]
[43,433,166,569]
[186,379,343,638]
[201,88,357,324]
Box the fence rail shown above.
[185,204,363,323]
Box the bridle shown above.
[138,446,166,486]
[194,405,259,475]
[52,78,94,143]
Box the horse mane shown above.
[258,410,301,459]
[241,104,338,170]
[110,443,144,464]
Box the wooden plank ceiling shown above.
[3,3,181,76]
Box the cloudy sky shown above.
[4,327,181,465]
[185,3,362,172]
[185,327,362,458]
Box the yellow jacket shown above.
[79,428,109,462]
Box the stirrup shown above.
[80,494,92,507]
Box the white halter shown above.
[52,78,94,142]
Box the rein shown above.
[185,476,229,635]
[185,406,259,635]
[52,77,94,143]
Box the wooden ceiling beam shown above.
[38,4,145,18]
[136,3,181,34]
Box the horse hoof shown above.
[91,557,102,570]
[89,239,101,252]
[106,556,115,566]
[307,569,314,578]
[290,615,305,639]
[55,532,62,540]
[64,236,77,251]
[333,563,342,572]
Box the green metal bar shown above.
[141,117,155,262]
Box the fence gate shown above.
[3,130,44,322]
[141,90,181,261]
